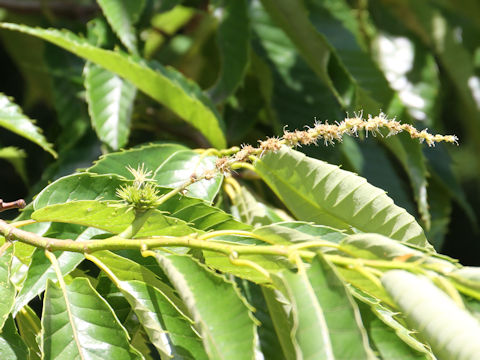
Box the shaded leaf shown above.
[42,277,142,359]
[97,0,145,53]
[0,23,227,148]
[0,316,28,360]
[253,147,429,247]
[0,93,56,157]
[15,306,42,360]
[0,146,28,184]
[209,0,250,103]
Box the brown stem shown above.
[0,199,26,212]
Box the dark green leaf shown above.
[96,0,145,53]
[0,316,28,360]
[209,0,250,103]
[0,23,227,148]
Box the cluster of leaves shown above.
[0,0,480,359]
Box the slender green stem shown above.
[156,178,196,206]
[117,208,154,238]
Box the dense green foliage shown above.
[1,1,480,359]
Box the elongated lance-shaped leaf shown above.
[31,200,196,237]
[12,226,104,315]
[89,253,207,359]
[352,288,434,358]
[42,277,142,359]
[15,305,42,360]
[88,143,223,202]
[261,287,297,360]
[0,93,56,157]
[274,254,376,359]
[209,0,250,103]
[84,62,137,150]
[96,0,145,53]
[155,254,256,360]
[254,146,429,248]
[0,246,15,330]
[0,316,28,360]
[341,233,456,271]
[382,270,480,360]
[356,301,429,360]
[0,23,226,148]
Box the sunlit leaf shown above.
[0,93,56,157]
[84,62,137,149]
[155,254,256,360]
[42,277,142,359]
[0,23,226,148]
[274,254,376,359]
[0,246,15,329]
[382,270,480,360]
[254,146,429,247]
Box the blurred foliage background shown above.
[0,0,478,263]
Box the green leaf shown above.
[274,255,376,359]
[209,0,250,103]
[0,22,226,148]
[383,131,430,229]
[31,200,196,237]
[239,283,290,360]
[357,302,429,359]
[230,185,293,227]
[88,143,222,202]
[304,0,394,110]
[87,250,187,315]
[0,146,28,184]
[0,93,56,157]
[382,270,480,360]
[353,289,433,358]
[42,277,142,359]
[0,246,15,330]
[254,147,429,248]
[253,221,347,245]
[44,44,90,150]
[155,254,256,360]
[33,171,244,233]
[15,306,42,360]
[84,62,137,149]
[250,1,343,131]
[33,173,127,209]
[0,316,28,360]
[90,253,208,359]
[13,227,102,315]
[96,0,145,53]
[341,233,456,270]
